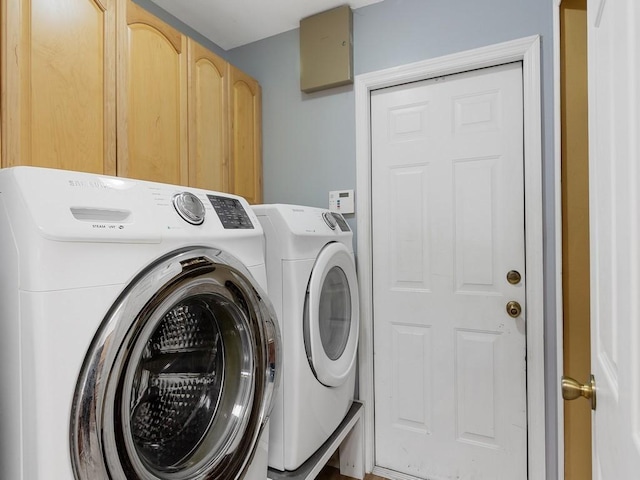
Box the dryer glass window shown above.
[319,266,351,360]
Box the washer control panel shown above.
[207,195,254,229]
[172,192,205,225]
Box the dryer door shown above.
[71,247,280,480]
[304,242,359,388]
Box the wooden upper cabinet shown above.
[188,40,228,192]
[116,0,188,185]
[1,0,116,174]
[1,0,263,196]
[229,65,263,204]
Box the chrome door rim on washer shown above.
[70,247,280,480]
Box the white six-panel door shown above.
[371,62,527,479]
[587,0,640,476]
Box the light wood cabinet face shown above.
[188,40,228,192]
[117,0,187,186]
[1,0,116,174]
[229,66,262,204]
[2,0,262,198]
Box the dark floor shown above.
[316,465,387,480]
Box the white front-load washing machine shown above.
[252,204,359,472]
[0,167,280,480]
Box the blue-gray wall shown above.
[228,1,557,478]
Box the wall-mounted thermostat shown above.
[329,189,354,214]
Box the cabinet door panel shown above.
[2,0,116,174]
[117,0,187,185]
[229,66,262,204]
[188,40,228,192]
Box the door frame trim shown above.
[354,35,545,479]
[552,2,565,479]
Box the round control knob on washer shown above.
[172,192,205,225]
[322,211,337,230]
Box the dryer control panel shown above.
[332,212,350,232]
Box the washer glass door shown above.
[303,242,359,388]
[71,248,279,480]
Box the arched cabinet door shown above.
[229,65,263,205]
[188,39,229,192]
[1,0,116,174]
[116,0,188,186]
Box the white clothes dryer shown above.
[0,167,280,480]
[252,204,359,472]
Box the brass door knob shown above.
[561,375,596,410]
[506,301,522,318]
[506,270,522,285]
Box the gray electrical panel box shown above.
[299,5,353,93]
